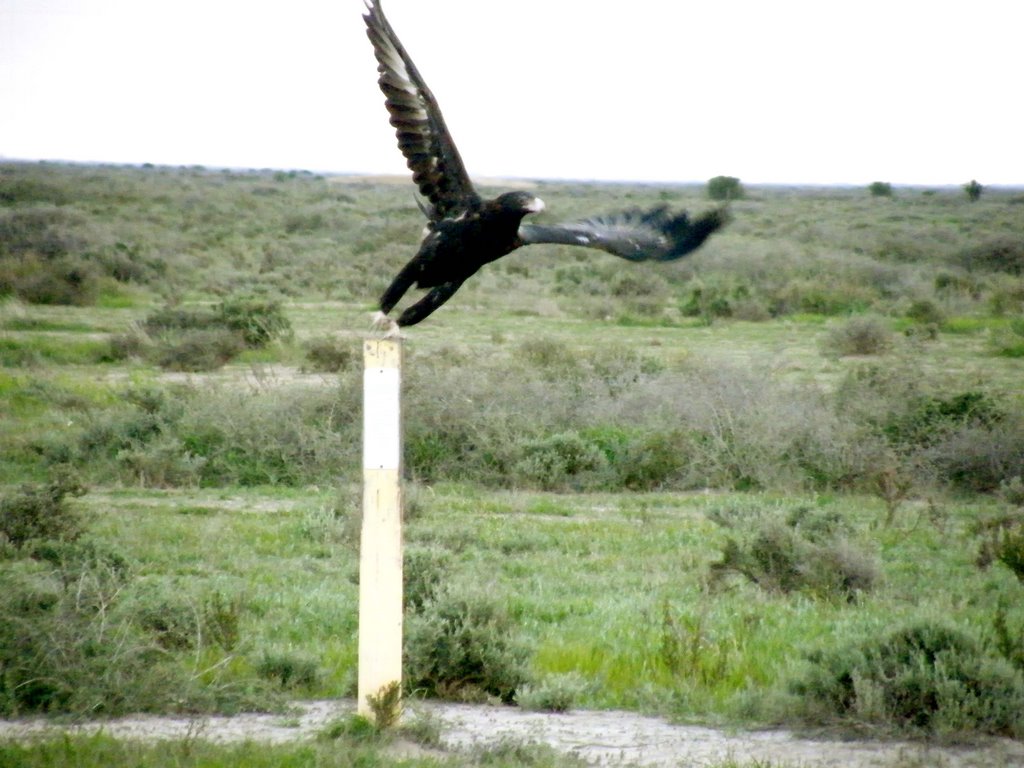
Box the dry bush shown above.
[303,336,356,372]
[708,504,878,601]
[822,316,893,357]
[153,328,244,371]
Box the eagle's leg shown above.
[396,280,463,327]
[379,259,420,316]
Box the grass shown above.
[1,163,1023,749]
[18,484,1014,725]
[0,731,801,768]
[0,733,434,768]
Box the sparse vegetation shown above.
[1,162,1024,750]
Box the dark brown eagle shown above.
[363,0,728,330]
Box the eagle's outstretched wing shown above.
[518,205,729,262]
[363,0,481,221]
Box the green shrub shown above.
[993,603,1024,673]
[995,529,1024,583]
[0,540,206,717]
[255,651,321,690]
[658,603,731,685]
[905,299,945,326]
[964,179,983,202]
[515,673,587,712]
[513,432,608,491]
[882,390,1002,448]
[142,297,291,366]
[962,237,1024,275]
[868,181,893,198]
[791,622,1024,737]
[680,284,734,321]
[0,473,85,548]
[707,175,744,201]
[404,545,452,612]
[217,296,291,348]
[129,583,244,651]
[0,253,100,306]
[0,205,87,258]
[976,506,1024,584]
[990,318,1024,357]
[404,589,530,703]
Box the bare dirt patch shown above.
[2,700,1022,767]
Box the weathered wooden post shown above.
[358,338,403,720]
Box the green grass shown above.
[0,731,792,768]
[36,485,1015,725]
[0,335,115,366]
[1,163,1023,742]
[0,732,437,768]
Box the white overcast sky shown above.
[1,0,1021,185]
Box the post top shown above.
[364,338,402,368]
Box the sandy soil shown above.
[2,700,1023,767]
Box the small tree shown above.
[964,179,984,202]
[868,181,893,198]
[707,176,744,201]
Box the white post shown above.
[358,338,403,720]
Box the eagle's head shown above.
[495,190,545,215]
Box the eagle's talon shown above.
[371,311,404,338]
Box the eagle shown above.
[363,0,728,331]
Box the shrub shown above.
[217,296,291,348]
[964,179,983,202]
[989,317,1024,357]
[708,505,877,601]
[868,181,893,198]
[922,416,1024,493]
[882,390,1002,448]
[404,545,452,612]
[143,305,222,334]
[791,622,1024,737]
[658,603,731,685]
[0,473,85,548]
[905,299,944,326]
[0,561,160,716]
[515,673,587,713]
[975,503,1024,584]
[153,328,244,371]
[129,583,244,651]
[512,432,608,491]
[962,237,1024,275]
[0,253,100,306]
[255,651,321,690]
[404,589,530,703]
[106,329,151,362]
[303,336,356,372]
[707,176,744,201]
[0,205,87,258]
[821,316,892,356]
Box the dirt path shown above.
[2,699,1023,767]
